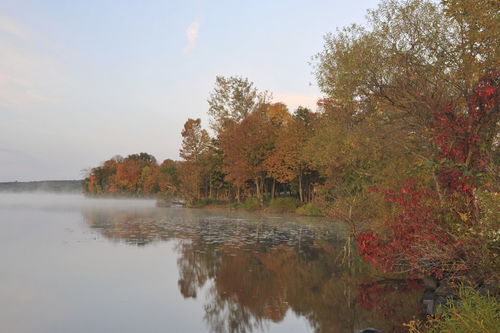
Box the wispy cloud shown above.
[183,20,200,54]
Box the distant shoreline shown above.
[0,180,83,193]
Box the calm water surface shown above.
[0,193,424,333]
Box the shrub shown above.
[187,199,209,208]
[188,198,224,208]
[267,197,298,213]
[296,202,322,216]
[405,286,499,333]
[242,197,261,211]
[229,202,241,209]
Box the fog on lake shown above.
[0,193,424,333]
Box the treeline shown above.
[83,153,177,197]
[84,0,499,284]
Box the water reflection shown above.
[82,207,424,333]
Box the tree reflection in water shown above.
[82,207,424,333]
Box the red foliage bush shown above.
[357,73,499,278]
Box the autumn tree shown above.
[199,143,227,200]
[441,0,499,84]
[141,165,159,194]
[158,159,179,195]
[177,118,211,203]
[180,118,209,162]
[207,76,271,135]
[265,106,317,202]
[314,0,498,147]
[220,104,278,201]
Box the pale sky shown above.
[0,0,378,181]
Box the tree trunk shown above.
[298,171,303,203]
[209,175,213,199]
[271,178,276,200]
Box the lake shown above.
[0,193,424,333]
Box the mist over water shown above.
[0,192,424,333]
[0,192,155,211]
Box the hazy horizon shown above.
[0,0,378,182]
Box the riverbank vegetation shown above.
[83,0,499,329]
[406,286,499,333]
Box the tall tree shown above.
[314,0,498,139]
[180,118,210,162]
[178,119,211,203]
[207,76,271,135]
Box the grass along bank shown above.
[184,197,324,216]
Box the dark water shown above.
[0,193,424,333]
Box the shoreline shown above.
[170,201,327,218]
